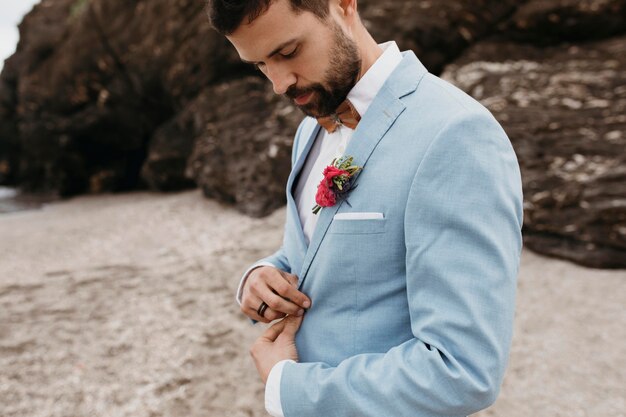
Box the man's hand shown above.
[242,266,311,323]
[250,314,303,384]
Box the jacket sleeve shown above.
[279,110,524,417]
[234,118,312,299]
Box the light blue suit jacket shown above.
[249,50,523,417]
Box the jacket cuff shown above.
[265,359,295,417]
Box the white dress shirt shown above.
[236,41,403,417]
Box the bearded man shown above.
[206,1,523,416]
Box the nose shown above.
[265,63,296,95]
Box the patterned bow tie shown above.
[316,99,361,133]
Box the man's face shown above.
[227,0,361,118]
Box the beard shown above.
[285,22,361,118]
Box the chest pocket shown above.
[328,218,387,234]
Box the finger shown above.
[249,277,304,316]
[264,290,305,316]
[269,273,311,309]
[280,314,304,338]
[243,293,289,323]
[248,301,286,322]
[246,285,299,318]
[244,271,294,312]
[282,272,299,287]
[260,318,288,342]
[262,307,287,322]
[240,295,269,323]
[245,269,309,314]
[249,309,271,323]
[248,267,309,309]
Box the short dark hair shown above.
[206,0,330,35]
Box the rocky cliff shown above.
[1,0,624,267]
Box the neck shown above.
[353,25,383,82]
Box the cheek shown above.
[297,44,331,82]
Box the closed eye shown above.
[280,46,299,59]
[244,44,299,71]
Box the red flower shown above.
[311,155,362,214]
[315,181,336,207]
[322,166,349,187]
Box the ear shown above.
[338,0,357,17]
[333,0,358,30]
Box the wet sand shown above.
[0,190,624,416]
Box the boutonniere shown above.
[312,155,362,215]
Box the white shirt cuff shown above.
[265,359,295,417]
[235,262,276,305]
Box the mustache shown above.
[285,84,324,101]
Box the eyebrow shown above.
[241,38,298,65]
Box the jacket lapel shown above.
[285,121,321,272]
[297,51,427,287]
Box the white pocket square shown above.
[333,212,384,220]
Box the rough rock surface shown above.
[499,0,626,45]
[442,35,626,268]
[184,77,301,217]
[360,0,519,74]
[0,0,74,185]
[0,0,522,205]
[0,0,242,195]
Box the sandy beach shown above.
[0,190,624,417]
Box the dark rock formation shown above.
[360,0,519,74]
[0,0,74,185]
[499,0,626,45]
[0,0,522,208]
[142,76,301,216]
[442,35,626,268]
[1,0,243,195]
[1,0,625,266]
[185,77,301,217]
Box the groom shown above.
[207,0,523,416]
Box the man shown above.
[207,0,523,416]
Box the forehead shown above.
[227,0,326,61]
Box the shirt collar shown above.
[346,41,403,118]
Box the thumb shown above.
[280,314,304,338]
[260,318,288,342]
